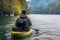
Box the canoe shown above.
[11,27,32,38]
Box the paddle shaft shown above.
[32,28,39,31]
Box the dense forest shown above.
[0,0,28,16]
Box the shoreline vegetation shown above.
[0,13,60,17]
[0,0,28,17]
[0,13,18,16]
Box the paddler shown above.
[14,10,32,32]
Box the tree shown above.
[0,0,27,15]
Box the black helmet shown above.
[22,10,26,14]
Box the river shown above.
[0,14,60,40]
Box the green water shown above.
[0,16,18,40]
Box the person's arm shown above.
[26,17,32,26]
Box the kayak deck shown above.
[11,28,32,38]
[11,28,32,35]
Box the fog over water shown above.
[27,0,60,14]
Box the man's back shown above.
[18,14,32,26]
[12,10,32,32]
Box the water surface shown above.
[0,14,60,40]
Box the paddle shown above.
[31,27,40,34]
[32,28,39,31]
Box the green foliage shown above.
[0,0,27,14]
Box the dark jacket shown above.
[15,14,32,27]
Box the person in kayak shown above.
[14,10,32,32]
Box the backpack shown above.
[16,17,30,31]
[16,18,27,27]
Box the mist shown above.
[28,0,60,14]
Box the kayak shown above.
[11,27,32,38]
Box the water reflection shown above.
[0,14,60,40]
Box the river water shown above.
[0,14,60,40]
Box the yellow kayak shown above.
[11,27,32,38]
